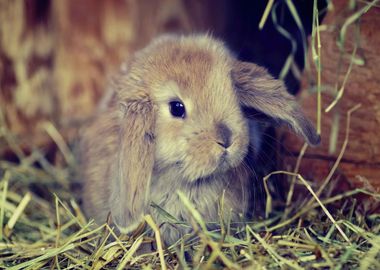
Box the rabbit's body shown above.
[80,34,319,244]
[82,108,251,244]
[150,165,251,243]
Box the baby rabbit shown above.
[80,34,320,244]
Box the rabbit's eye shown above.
[169,101,186,118]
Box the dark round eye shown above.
[169,101,186,118]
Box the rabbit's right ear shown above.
[110,81,157,233]
[232,61,320,146]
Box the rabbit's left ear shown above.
[232,61,320,146]
[110,86,157,233]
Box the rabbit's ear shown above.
[110,89,156,233]
[232,61,320,146]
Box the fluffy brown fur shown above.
[80,34,320,244]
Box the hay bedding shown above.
[0,105,379,270]
[1,1,380,269]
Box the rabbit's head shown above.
[110,35,320,232]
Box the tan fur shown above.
[80,34,319,244]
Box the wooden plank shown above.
[282,155,380,191]
[282,0,380,188]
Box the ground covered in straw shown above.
[0,119,379,269]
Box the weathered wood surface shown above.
[282,0,380,190]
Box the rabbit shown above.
[79,34,320,245]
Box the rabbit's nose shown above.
[216,122,232,149]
